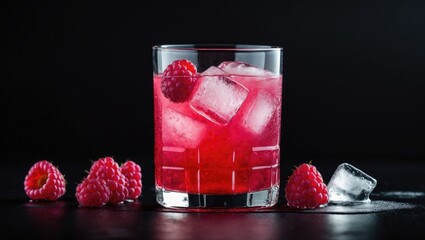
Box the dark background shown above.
[2,2,425,238]
[2,0,425,167]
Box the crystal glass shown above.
[153,44,283,209]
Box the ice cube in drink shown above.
[189,66,249,125]
[218,61,273,76]
[162,108,206,148]
[243,91,276,134]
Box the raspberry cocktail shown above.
[153,45,283,208]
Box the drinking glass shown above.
[153,44,283,209]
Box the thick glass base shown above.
[156,186,279,209]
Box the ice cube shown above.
[218,61,273,76]
[243,91,276,134]
[327,163,377,203]
[190,67,249,125]
[201,66,227,76]
[162,108,206,148]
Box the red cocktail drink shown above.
[153,45,282,208]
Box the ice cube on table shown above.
[327,163,377,203]
[190,66,249,125]
[162,108,206,148]
[218,61,273,76]
[243,91,276,134]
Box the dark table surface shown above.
[1,157,425,240]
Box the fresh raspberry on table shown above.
[161,59,198,103]
[88,157,128,204]
[120,160,142,200]
[88,156,120,176]
[76,178,111,207]
[285,163,329,209]
[24,160,66,201]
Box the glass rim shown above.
[153,44,282,51]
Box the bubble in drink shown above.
[190,66,249,125]
[327,163,377,203]
[162,108,206,148]
[218,61,273,76]
[243,91,276,134]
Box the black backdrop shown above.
[2,0,425,166]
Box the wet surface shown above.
[373,191,425,199]
[305,200,418,214]
[2,196,424,240]
[128,201,410,214]
[2,160,425,239]
[16,197,421,214]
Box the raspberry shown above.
[285,163,329,209]
[88,156,119,176]
[88,157,128,204]
[76,178,111,207]
[161,59,198,103]
[120,160,142,200]
[24,160,66,201]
